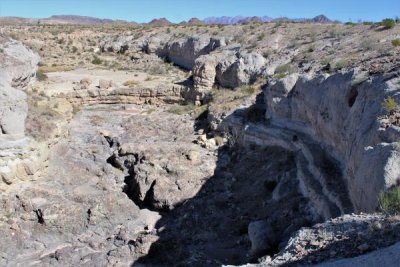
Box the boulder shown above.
[216,51,267,88]
[99,79,114,89]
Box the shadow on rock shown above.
[133,109,317,266]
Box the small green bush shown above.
[382,96,398,112]
[91,55,102,65]
[274,63,295,78]
[379,187,400,214]
[392,39,400,47]
[334,58,350,70]
[36,69,48,81]
[72,46,78,53]
[240,85,255,96]
[380,18,396,29]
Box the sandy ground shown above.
[35,68,182,96]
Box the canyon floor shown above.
[1,21,400,266]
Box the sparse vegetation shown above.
[274,63,295,78]
[167,104,195,115]
[392,39,400,47]
[382,96,398,113]
[36,69,48,81]
[123,80,139,88]
[91,55,102,65]
[380,18,396,29]
[333,58,351,70]
[38,65,74,73]
[379,187,400,214]
[239,85,256,96]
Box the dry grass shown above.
[38,65,75,73]
[123,80,139,88]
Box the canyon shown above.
[0,20,400,266]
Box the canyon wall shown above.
[100,34,400,214]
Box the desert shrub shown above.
[167,104,195,115]
[91,55,102,65]
[36,69,48,81]
[72,46,78,53]
[257,33,265,41]
[382,96,398,112]
[274,63,295,78]
[148,64,166,75]
[123,80,139,88]
[379,187,400,214]
[333,58,351,70]
[57,38,65,45]
[392,39,400,47]
[0,48,3,53]
[380,18,396,29]
[240,85,256,96]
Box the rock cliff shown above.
[0,36,42,186]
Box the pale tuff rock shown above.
[156,36,226,70]
[100,35,267,98]
[0,36,41,186]
[0,36,39,136]
[68,83,185,105]
[263,72,400,212]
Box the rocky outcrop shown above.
[262,72,400,212]
[156,36,226,70]
[0,37,39,137]
[100,35,268,99]
[68,84,185,105]
[0,36,41,186]
[238,213,400,267]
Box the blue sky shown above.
[0,0,399,23]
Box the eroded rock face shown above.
[0,36,39,137]
[263,72,400,212]
[157,36,226,70]
[0,79,27,136]
[0,36,41,185]
[244,213,400,267]
[100,35,268,99]
[68,84,185,105]
[215,51,267,88]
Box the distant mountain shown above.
[273,15,334,24]
[0,16,38,25]
[148,18,172,27]
[0,15,136,25]
[187,18,206,25]
[310,15,333,23]
[0,14,336,26]
[203,15,335,25]
[238,16,273,24]
[203,16,272,25]
[43,15,115,24]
